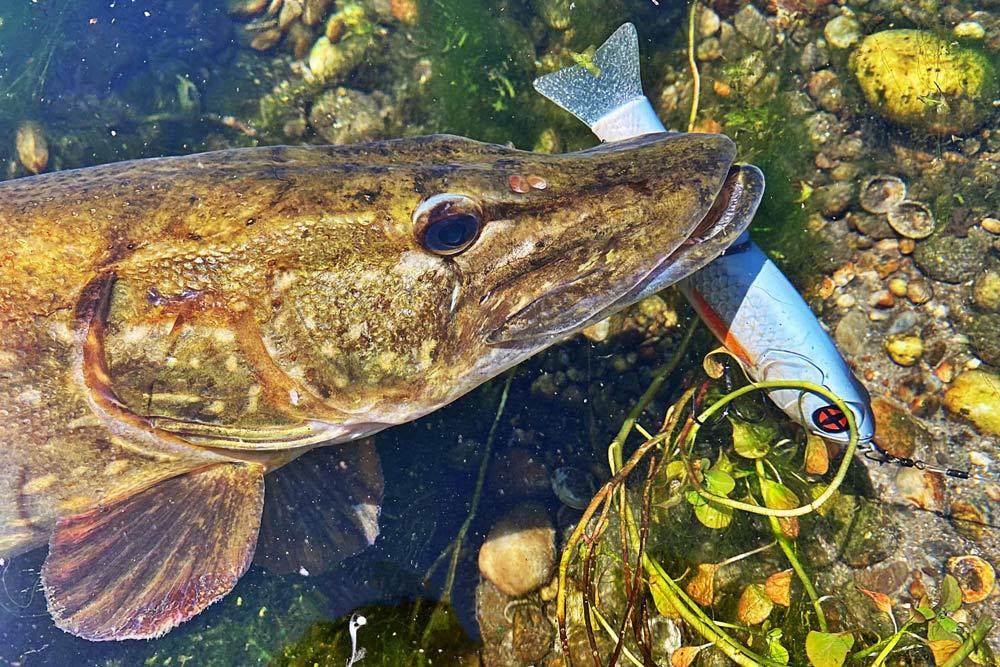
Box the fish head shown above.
[321,131,763,416]
[99,133,760,440]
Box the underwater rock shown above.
[895,466,945,513]
[834,309,869,357]
[906,279,934,305]
[807,69,844,113]
[858,175,906,214]
[886,200,935,239]
[308,87,385,144]
[870,395,930,459]
[823,14,861,49]
[966,314,1000,366]
[698,6,720,38]
[15,121,48,175]
[973,270,1000,312]
[478,502,555,597]
[302,0,331,25]
[944,370,1000,437]
[885,332,923,367]
[912,230,991,284]
[851,29,999,135]
[814,181,855,217]
[308,5,370,82]
[733,4,774,50]
[954,21,986,41]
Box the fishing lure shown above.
[534,23,875,445]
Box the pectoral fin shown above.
[256,440,384,575]
[41,463,265,641]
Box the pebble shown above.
[888,278,908,297]
[15,121,48,175]
[943,370,1000,437]
[906,280,933,304]
[885,332,923,366]
[965,313,1000,366]
[886,200,935,239]
[697,38,722,61]
[972,270,1000,312]
[899,238,915,255]
[478,502,556,597]
[823,15,861,49]
[834,309,868,357]
[895,467,944,513]
[953,21,986,40]
[835,294,856,309]
[815,182,855,217]
[981,217,1000,234]
[733,4,774,50]
[887,310,920,335]
[698,6,720,38]
[798,41,830,72]
[869,290,895,309]
[871,395,930,458]
[832,263,856,286]
[807,70,844,113]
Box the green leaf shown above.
[938,574,963,614]
[936,616,960,634]
[761,478,800,511]
[649,575,678,618]
[916,606,937,621]
[713,449,734,474]
[704,469,736,496]
[805,631,855,667]
[694,499,734,529]
[730,417,776,459]
[765,629,790,665]
[928,619,963,644]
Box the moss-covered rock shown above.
[966,313,1000,366]
[944,369,1000,436]
[912,230,992,284]
[851,29,999,135]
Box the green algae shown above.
[414,0,537,146]
[273,600,477,667]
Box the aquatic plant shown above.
[552,335,997,666]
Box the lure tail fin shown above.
[532,23,666,141]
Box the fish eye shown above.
[413,194,484,256]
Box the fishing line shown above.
[859,441,1000,486]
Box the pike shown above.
[0,114,763,635]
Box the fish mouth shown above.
[487,163,764,346]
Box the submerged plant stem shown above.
[688,380,859,517]
[422,372,514,602]
[754,460,827,632]
[686,0,701,132]
[940,615,995,667]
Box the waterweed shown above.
[552,336,996,667]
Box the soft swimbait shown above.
[534,24,875,444]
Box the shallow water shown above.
[1,1,998,665]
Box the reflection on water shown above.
[1,0,999,664]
